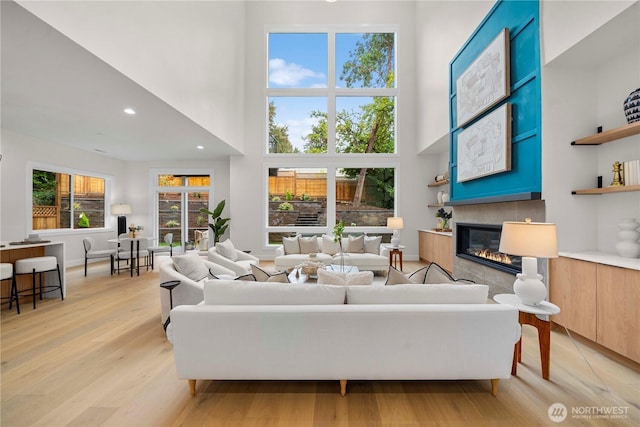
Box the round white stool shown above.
[14,256,63,310]
[0,263,20,314]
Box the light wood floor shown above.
[1,260,638,426]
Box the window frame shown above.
[264,26,400,247]
[27,161,113,235]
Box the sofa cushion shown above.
[236,273,257,281]
[299,235,319,254]
[364,235,382,254]
[321,235,341,255]
[203,280,346,305]
[346,283,489,304]
[251,264,290,283]
[171,252,210,282]
[216,239,238,261]
[408,266,430,283]
[283,236,300,254]
[344,235,364,253]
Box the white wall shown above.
[17,1,247,152]
[235,1,428,260]
[0,129,127,265]
[542,3,640,253]
[414,0,494,153]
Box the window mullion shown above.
[327,31,336,155]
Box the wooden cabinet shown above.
[596,264,640,362]
[549,256,640,363]
[549,257,597,341]
[418,231,452,272]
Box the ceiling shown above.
[1,1,241,162]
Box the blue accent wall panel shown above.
[449,0,541,202]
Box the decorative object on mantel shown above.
[616,218,640,258]
[610,161,624,186]
[435,208,453,232]
[498,218,558,306]
[623,88,640,124]
[437,190,444,205]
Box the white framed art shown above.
[456,103,511,183]
[456,28,510,128]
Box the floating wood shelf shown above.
[572,185,640,195]
[428,204,445,208]
[571,122,640,145]
[428,180,450,187]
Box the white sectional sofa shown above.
[170,280,521,397]
[274,234,390,273]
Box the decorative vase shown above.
[442,192,450,203]
[442,218,450,230]
[623,88,640,124]
[129,231,136,238]
[437,191,444,205]
[616,218,640,258]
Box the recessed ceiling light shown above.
[196,145,204,150]
[123,108,136,115]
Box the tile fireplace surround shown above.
[452,200,546,298]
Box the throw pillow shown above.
[282,235,300,255]
[384,265,420,285]
[317,268,347,285]
[171,252,210,282]
[346,235,365,253]
[251,264,290,283]
[424,262,457,284]
[299,235,319,254]
[364,235,382,254]
[344,271,374,286]
[235,273,257,281]
[321,235,341,255]
[407,266,429,284]
[216,239,238,261]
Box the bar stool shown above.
[0,263,20,314]
[14,256,63,310]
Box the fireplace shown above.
[456,223,521,274]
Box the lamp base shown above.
[513,256,546,306]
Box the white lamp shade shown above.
[111,204,132,215]
[387,217,404,230]
[499,220,558,258]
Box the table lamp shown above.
[498,218,558,306]
[111,203,132,236]
[387,217,404,247]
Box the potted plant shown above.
[435,208,453,231]
[200,200,230,245]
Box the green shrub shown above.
[278,202,294,211]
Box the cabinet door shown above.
[596,264,640,363]
[433,234,453,272]
[418,231,429,263]
[549,257,597,341]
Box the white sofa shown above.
[274,235,389,273]
[170,280,521,397]
[158,257,235,327]
[207,246,259,276]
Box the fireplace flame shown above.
[468,249,513,265]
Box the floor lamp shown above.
[498,218,558,306]
[111,204,132,236]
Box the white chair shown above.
[207,243,259,276]
[149,233,175,269]
[14,256,63,310]
[116,237,151,276]
[1,263,19,314]
[83,237,116,276]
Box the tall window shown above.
[154,172,211,248]
[30,166,110,231]
[266,30,398,243]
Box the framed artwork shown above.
[456,28,510,128]
[456,103,511,183]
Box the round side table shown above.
[494,293,560,380]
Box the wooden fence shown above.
[32,206,59,230]
[269,176,357,202]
